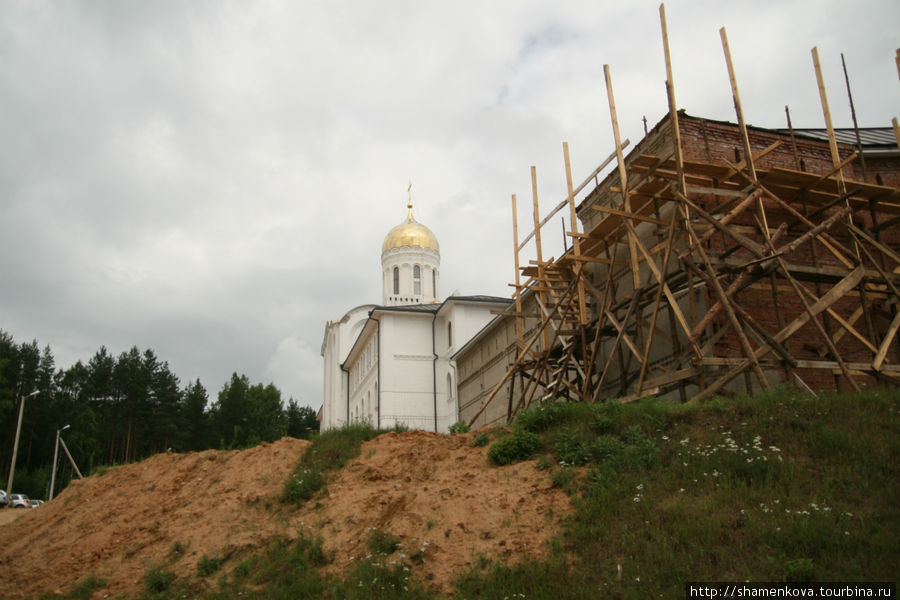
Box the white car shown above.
[9,494,31,508]
[0,490,7,507]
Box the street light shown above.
[49,424,70,501]
[5,390,39,503]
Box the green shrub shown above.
[233,557,256,580]
[472,432,490,447]
[515,402,568,433]
[197,554,224,577]
[623,424,660,469]
[143,567,176,593]
[68,574,107,600]
[553,426,593,466]
[283,467,326,503]
[551,466,576,489]
[304,534,331,567]
[449,421,471,434]
[536,456,553,470]
[588,435,626,463]
[368,528,401,555]
[488,430,541,465]
[589,402,623,434]
[168,540,187,560]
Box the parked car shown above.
[9,494,31,508]
[29,499,44,508]
[0,490,7,507]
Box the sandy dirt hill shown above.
[0,430,572,599]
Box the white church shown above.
[320,197,511,433]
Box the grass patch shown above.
[198,554,225,577]
[282,423,391,506]
[472,432,490,447]
[449,421,471,434]
[367,528,401,555]
[488,429,541,465]
[476,388,898,597]
[66,574,107,600]
[142,566,176,594]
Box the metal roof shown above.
[775,127,898,149]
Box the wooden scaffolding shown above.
[467,5,900,426]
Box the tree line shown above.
[0,330,318,502]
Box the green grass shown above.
[64,574,107,600]
[31,389,900,599]
[368,528,401,555]
[282,422,398,506]
[476,388,898,598]
[198,554,225,577]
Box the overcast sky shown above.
[1,0,897,409]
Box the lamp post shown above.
[5,390,39,502]
[49,424,70,501]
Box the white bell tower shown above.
[381,188,440,306]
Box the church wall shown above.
[347,327,379,425]
[320,305,375,431]
[378,312,440,431]
[321,322,343,430]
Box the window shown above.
[447,322,452,347]
[393,267,399,295]
[413,265,421,295]
[432,269,436,298]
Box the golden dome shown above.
[382,202,439,254]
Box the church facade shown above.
[320,200,511,432]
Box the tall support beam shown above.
[531,166,551,352]
[563,141,588,325]
[660,3,686,197]
[811,47,846,195]
[604,64,642,295]
[511,194,524,359]
[720,27,757,184]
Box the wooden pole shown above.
[660,3,687,196]
[511,194,524,359]
[531,166,551,352]
[518,142,628,251]
[841,53,868,180]
[563,141,588,325]
[604,63,644,363]
[604,64,642,295]
[785,105,802,170]
[811,47,846,194]
[720,27,757,183]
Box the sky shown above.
[1,0,898,410]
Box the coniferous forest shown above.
[0,329,319,502]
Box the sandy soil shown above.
[0,430,571,599]
[0,509,28,528]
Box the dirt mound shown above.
[0,431,572,598]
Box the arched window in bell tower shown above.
[393,267,400,295]
[413,265,421,295]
